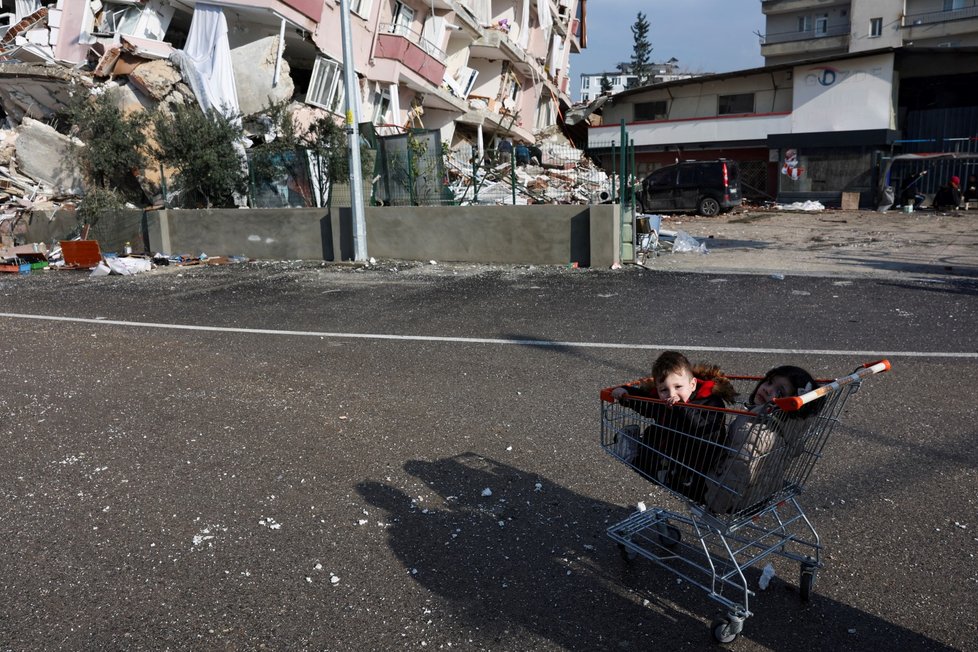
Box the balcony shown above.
[903,4,978,43]
[373,23,447,87]
[761,21,850,59]
[469,29,537,76]
[904,4,978,26]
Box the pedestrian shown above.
[932,174,963,210]
[514,141,530,166]
[528,143,543,166]
[897,169,927,208]
[496,137,512,164]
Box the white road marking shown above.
[0,312,974,358]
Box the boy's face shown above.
[656,370,696,404]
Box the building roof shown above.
[608,46,900,102]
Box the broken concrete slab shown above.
[231,36,293,116]
[0,62,90,123]
[127,58,182,101]
[14,117,85,195]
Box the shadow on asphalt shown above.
[357,453,954,650]
[499,334,651,380]
[878,279,978,297]
[832,255,978,279]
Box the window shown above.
[798,15,812,32]
[635,100,667,121]
[372,88,392,125]
[305,55,345,113]
[944,0,967,10]
[350,0,372,17]
[391,1,415,36]
[815,16,828,36]
[869,17,882,37]
[582,77,590,89]
[612,76,621,86]
[718,93,754,115]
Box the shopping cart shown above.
[600,360,891,643]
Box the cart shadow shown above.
[356,453,954,650]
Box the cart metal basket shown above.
[600,360,890,643]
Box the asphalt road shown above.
[1,262,975,651]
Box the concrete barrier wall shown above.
[141,205,620,267]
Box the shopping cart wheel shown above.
[799,560,818,602]
[711,616,742,644]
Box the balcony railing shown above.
[761,21,850,45]
[904,5,978,26]
[380,23,446,60]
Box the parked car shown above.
[637,159,741,216]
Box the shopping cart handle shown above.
[861,359,892,372]
[774,359,892,411]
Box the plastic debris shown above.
[481,487,492,497]
[758,563,775,590]
[670,230,708,254]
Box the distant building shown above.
[578,60,694,102]
[761,0,978,65]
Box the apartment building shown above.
[0,0,586,151]
[760,0,978,65]
[577,60,692,103]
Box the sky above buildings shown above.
[569,0,766,81]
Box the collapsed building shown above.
[0,0,611,248]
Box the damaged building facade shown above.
[0,0,589,245]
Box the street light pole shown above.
[339,0,368,261]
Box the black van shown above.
[637,159,741,216]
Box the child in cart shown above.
[704,365,820,514]
[611,351,736,500]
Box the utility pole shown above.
[339,0,368,261]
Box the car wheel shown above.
[698,196,721,217]
[635,195,647,214]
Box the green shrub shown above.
[64,89,149,202]
[152,104,247,208]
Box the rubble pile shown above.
[445,136,613,205]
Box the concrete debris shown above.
[14,117,85,196]
[231,36,294,117]
[446,140,612,205]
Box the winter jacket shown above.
[616,374,734,501]
[703,406,813,514]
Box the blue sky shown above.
[569,1,765,83]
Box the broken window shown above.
[718,93,754,116]
[94,0,174,40]
[306,55,345,114]
[372,88,392,125]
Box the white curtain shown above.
[537,0,551,47]
[15,0,40,21]
[169,3,239,118]
[517,0,530,49]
